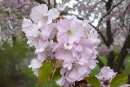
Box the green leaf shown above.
[85,76,100,87]
[52,68,62,81]
[38,62,53,87]
[110,74,128,87]
[42,80,61,87]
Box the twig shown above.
[27,14,34,23]
[123,2,130,16]
[96,0,125,29]
[122,2,130,27]
[101,0,107,3]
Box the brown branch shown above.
[101,0,107,3]
[48,0,51,9]
[105,0,115,69]
[123,2,130,16]
[106,20,113,46]
[54,0,57,8]
[35,0,48,5]
[96,0,126,29]
[113,28,130,73]
[98,31,108,46]
[107,51,115,68]
[27,14,34,23]
[122,2,130,27]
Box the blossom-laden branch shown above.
[22,4,101,87]
[60,11,108,47]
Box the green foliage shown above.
[38,62,53,86]
[110,74,128,87]
[85,76,100,87]
[123,55,130,74]
[0,38,28,86]
[99,56,107,65]
[90,66,100,75]
[42,80,61,87]
[52,68,62,81]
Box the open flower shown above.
[28,59,42,76]
[96,66,117,87]
[56,18,85,44]
[30,4,59,26]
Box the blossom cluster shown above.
[96,66,130,87]
[22,4,101,86]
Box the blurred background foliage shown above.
[0,37,37,87]
[0,36,61,87]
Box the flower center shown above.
[67,29,72,35]
[72,63,77,69]
[46,47,51,52]
[42,15,48,20]
[64,49,69,54]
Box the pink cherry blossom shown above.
[28,59,42,76]
[36,40,55,62]
[96,66,117,87]
[28,58,42,69]
[56,18,85,44]
[30,4,59,25]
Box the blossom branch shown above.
[60,11,108,46]
[113,28,130,73]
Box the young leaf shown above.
[52,68,62,81]
[54,60,64,68]
[85,76,100,87]
[110,74,128,87]
[38,62,53,86]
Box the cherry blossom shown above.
[96,66,130,87]
[56,18,85,44]
[30,4,59,25]
[96,66,117,87]
[28,59,42,76]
